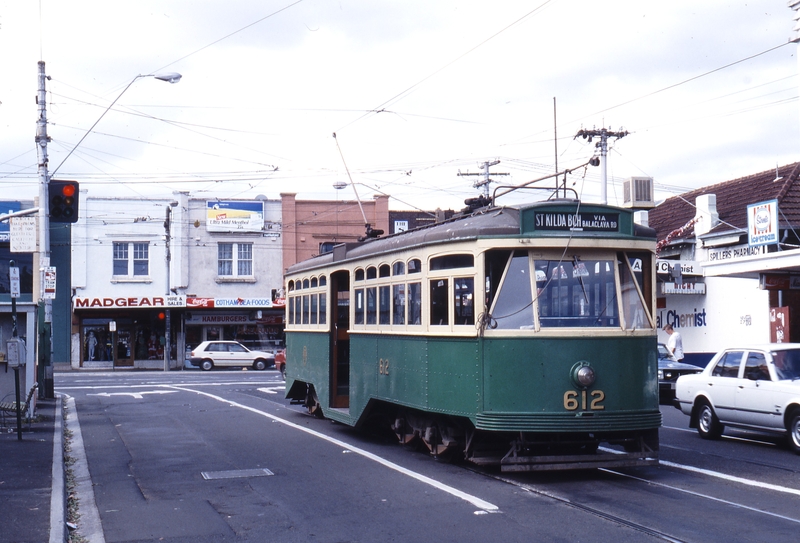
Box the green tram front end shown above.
[284,200,660,471]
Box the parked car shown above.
[658,343,701,401]
[275,349,286,379]
[189,341,275,371]
[674,343,800,453]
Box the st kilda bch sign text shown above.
[534,211,620,233]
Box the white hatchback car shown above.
[189,341,275,371]
[674,343,800,453]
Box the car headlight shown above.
[658,369,664,379]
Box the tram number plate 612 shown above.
[563,390,605,411]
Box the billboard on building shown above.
[206,201,264,232]
[0,201,22,242]
[747,199,778,247]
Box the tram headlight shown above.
[570,361,596,388]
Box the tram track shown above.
[465,465,688,543]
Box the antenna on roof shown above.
[774,163,783,182]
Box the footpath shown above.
[0,396,66,543]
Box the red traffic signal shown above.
[49,180,80,223]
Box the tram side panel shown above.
[285,331,331,410]
[349,334,481,425]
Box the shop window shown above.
[218,242,253,277]
[113,242,149,277]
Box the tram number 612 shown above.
[563,390,605,411]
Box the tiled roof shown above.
[648,162,800,242]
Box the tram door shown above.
[330,271,350,408]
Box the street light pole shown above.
[36,67,181,374]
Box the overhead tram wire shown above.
[510,41,795,147]
[335,0,557,133]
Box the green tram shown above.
[284,198,661,471]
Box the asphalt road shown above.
[56,370,800,543]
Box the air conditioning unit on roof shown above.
[622,176,655,209]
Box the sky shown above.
[1,0,800,212]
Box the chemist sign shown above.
[747,199,779,247]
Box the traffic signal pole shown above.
[35,60,53,399]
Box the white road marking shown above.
[602,467,800,524]
[87,390,178,400]
[167,385,500,513]
[657,459,800,498]
[257,386,286,395]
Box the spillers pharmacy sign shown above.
[534,211,619,232]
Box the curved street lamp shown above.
[51,72,182,177]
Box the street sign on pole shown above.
[43,266,56,299]
[10,216,37,253]
[9,266,20,298]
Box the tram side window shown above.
[408,282,422,325]
[319,294,327,325]
[302,295,310,324]
[393,284,406,324]
[310,294,318,324]
[454,278,474,325]
[491,252,534,330]
[289,296,295,325]
[366,287,377,325]
[294,297,301,326]
[355,288,364,325]
[379,285,391,325]
[430,279,449,325]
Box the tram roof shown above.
[286,199,652,275]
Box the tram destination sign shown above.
[534,211,619,232]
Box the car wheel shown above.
[788,411,800,454]
[200,359,214,371]
[697,401,723,440]
[253,359,267,371]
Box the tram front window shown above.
[489,251,634,329]
[536,258,618,327]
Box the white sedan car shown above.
[189,341,275,371]
[674,343,800,453]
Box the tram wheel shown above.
[305,387,323,418]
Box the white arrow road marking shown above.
[257,386,286,395]
[87,390,178,400]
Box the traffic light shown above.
[49,180,79,223]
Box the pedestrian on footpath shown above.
[663,324,684,362]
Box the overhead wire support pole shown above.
[458,160,510,201]
[35,60,52,399]
[574,127,628,204]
